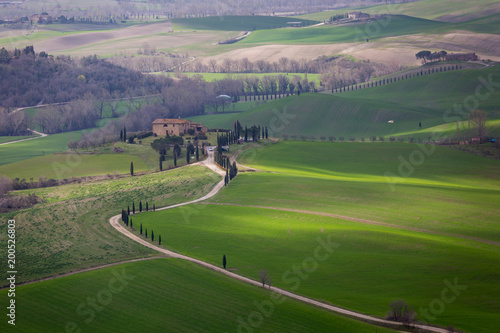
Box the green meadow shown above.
[216,141,500,241]
[239,15,449,45]
[172,15,319,31]
[0,130,85,166]
[132,206,500,333]
[188,65,500,138]
[0,259,396,333]
[0,166,220,285]
[130,140,500,333]
[293,0,500,21]
[0,153,148,180]
[179,72,321,86]
[0,135,38,144]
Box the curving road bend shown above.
[109,150,449,333]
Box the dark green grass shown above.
[132,205,500,333]
[239,15,449,44]
[216,141,500,241]
[0,259,396,333]
[172,15,319,31]
[0,130,85,167]
[0,153,149,180]
[0,166,220,285]
[189,66,500,138]
[0,135,38,144]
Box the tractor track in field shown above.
[108,150,453,333]
[201,203,500,247]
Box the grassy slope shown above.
[188,66,500,138]
[0,165,220,285]
[239,15,449,45]
[172,15,319,31]
[219,141,500,240]
[0,154,149,180]
[0,135,38,144]
[0,259,396,333]
[0,130,85,166]
[178,72,321,85]
[130,140,500,333]
[294,0,500,21]
[132,207,500,333]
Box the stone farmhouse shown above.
[348,11,371,20]
[152,119,208,136]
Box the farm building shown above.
[348,12,370,20]
[152,119,207,136]
[445,53,478,61]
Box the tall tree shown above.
[140,223,143,235]
[159,235,161,245]
[151,230,154,241]
[130,162,134,176]
[223,254,227,269]
[123,127,127,142]
[146,201,149,211]
[139,201,142,212]
[133,202,135,214]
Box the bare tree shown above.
[469,109,488,141]
[385,299,417,327]
[259,269,269,288]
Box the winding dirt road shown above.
[109,150,450,333]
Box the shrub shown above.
[385,300,416,327]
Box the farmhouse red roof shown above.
[152,119,190,124]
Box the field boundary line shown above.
[202,202,500,247]
[0,256,165,290]
[108,151,451,333]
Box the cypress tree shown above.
[127,206,130,216]
[151,230,154,241]
[159,156,163,171]
[130,162,134,176]
[245,126,248,142]
[120,129,123,141]
[145,228,147,238]
[153,204,156,211]
[139,201,142,212]
[130,219,133,229]
[196,145,199,161]
[186,149,190,164]
[121,209,125,222]
[146,202,149,211]
[223,254,227,269]
[133,202,135,214]
[123,127,127,142]
[140,223,143,235]
[174,153,177,167]
[265,127,268,139]
[159,235,161,245]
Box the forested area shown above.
[0,47,165,109]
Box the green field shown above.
[188,66,500,139]
[239,15,448,45]
[0,153,148,180]
[172,15,319,31]
[0,130,85,167]
[0,259,396,333]
[294,0,500,22]
[0,135,38,144]
[130,141,500,333]
[179,72,321,86]
[0,165,220,285]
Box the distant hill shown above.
[172,15,319,31]
[189,65,500,139]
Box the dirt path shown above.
[202,203,500,247]
[109,151,450,333]
[0,129,47,146]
